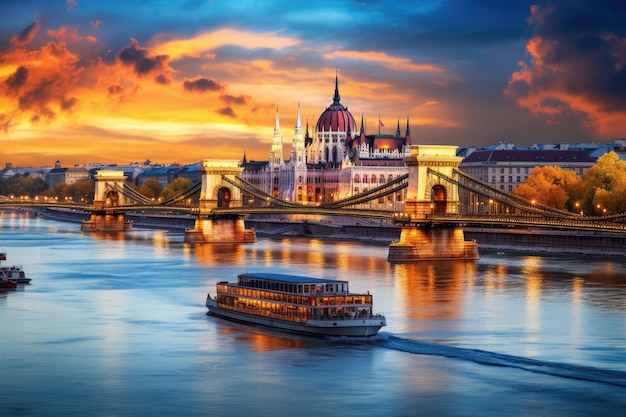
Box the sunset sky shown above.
[1,0,625,167]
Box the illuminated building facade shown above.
[241,76,411,209]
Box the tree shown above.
[160,178,193,203]
[66,179,95,204]
[139,178,164,200]
[514,166,582,210]
[582,152,626,215]
[0,176,48,198]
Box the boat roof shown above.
[238,272,347,285]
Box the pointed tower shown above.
[291,102,306,169]
[269,108,284,170]
[395,118,401,138]
[405,115,412,146]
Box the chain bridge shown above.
[3,146,625,259]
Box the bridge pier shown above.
[81,209,132,232]
[388,223,478,262]
[184,216,256,243]
[183,160,256,244]
[388,145,479,262]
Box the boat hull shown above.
[206,299,385,337]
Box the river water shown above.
[1,210,625,416]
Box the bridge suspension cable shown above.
[159,181,201,205]
[222,176,302,208]
[110,181,201,207]
[322,174,408,208]
[428,168,576,218]
[110,183,154,205]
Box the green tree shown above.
[160,178,193,203]
[66,179,95,204]
[0,176,48,198]
[42,182,69,201]
[139,178,164,200]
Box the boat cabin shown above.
[236,273,349,294]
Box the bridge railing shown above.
[426,213,626,232]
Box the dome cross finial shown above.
[333,70,341,105]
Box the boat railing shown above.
[313,313,385,321]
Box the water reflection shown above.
[391,261,478,334]
[190,242,247,266]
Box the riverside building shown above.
[459,149,596,193]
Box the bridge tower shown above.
[184,159,256,243]
[81,170,132,232]
[388,145,479,261]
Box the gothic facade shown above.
[241,76,411,210]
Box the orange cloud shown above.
[505,4,626,137]
[154,28,301,60]
[47,26,97,43]
[323,50,445,73]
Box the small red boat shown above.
[0,277,17,291]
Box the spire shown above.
[360,113,365,134]
[270,108,284,169]
[274,107,280,132]
[295,102,302,129]
[332,71,341,105]
[395,117,401,137]
[405,115,412,145]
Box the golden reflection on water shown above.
[235,330,310,352]
[306,239,325,267]
[391,261,477,328]
[191,243,246,266]
[483,264,508,293]
[521,256,543,356]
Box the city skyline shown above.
[1,0,625,167]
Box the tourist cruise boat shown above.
[0,253,31,284]
[206,272,386,337]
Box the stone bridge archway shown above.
[92,170,129,210]
[404,145,462,219]
[198,159,242,211]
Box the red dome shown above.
[315,77,357,133]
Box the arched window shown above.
[431,185,447,214]
[217,187,231,208]
[379,174,385,184]
[354,174,361,183]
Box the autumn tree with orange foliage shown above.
[581,152,626,215]
[514,165,583,210]
[514,151,626,216]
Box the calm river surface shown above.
[1,210,625,416]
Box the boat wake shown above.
[375,334,626,388]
